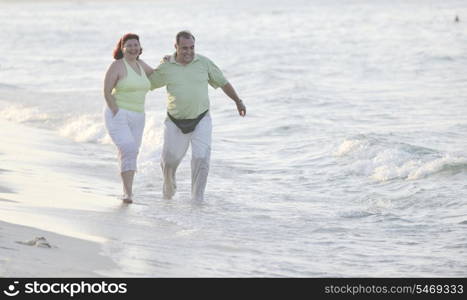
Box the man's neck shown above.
[174,53,193,65]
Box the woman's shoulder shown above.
[108,59,125,73]
[111,59,125,68]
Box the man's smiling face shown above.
[175,37,195,65]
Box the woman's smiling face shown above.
[122,39,141,58]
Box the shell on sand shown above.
[16,236,52,248]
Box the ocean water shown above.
[1,0,467,276]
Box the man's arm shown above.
[221,82,246,117]
[205,56,246,117]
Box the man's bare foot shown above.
[122,194,133,204]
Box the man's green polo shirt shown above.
[149,54,228,119]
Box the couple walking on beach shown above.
[103,31,246,203]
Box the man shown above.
[150,31,246,201]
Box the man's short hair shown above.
[176,30,195,45]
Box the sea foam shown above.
[337,137,467,182]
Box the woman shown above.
[103,33,155,204]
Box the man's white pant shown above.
[104,107,145,172]
[161,113,212,201]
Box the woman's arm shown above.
[138,59,154,77]
[103,61,120,115]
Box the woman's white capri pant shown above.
[104,107,145,172]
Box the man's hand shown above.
[221,83,246,117]
[236,100,246,117]
[161,55,171,63]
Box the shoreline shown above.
[0,118,121,276]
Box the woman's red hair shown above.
[113,33,143,60]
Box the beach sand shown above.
[0,220,117,277]
[0,118,120,277]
